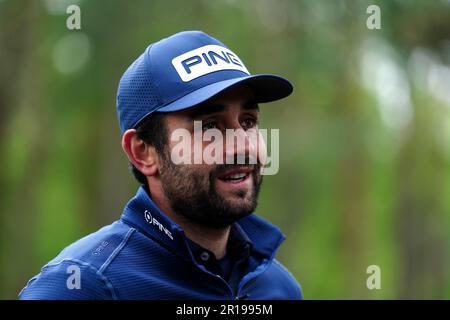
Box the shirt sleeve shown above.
[19,259,115,300]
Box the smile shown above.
[219,172,249,183]
[216,167,253,188]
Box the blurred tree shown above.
[1,0,450,299]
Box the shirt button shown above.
[200,251,210,261]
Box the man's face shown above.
[157,86,264,229]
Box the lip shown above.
[217,166,254,179]
[216,166,254,190]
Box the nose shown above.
[223,121,258,165]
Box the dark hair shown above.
[130,112,167,185]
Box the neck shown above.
[146,184,230,259]
[176,218,230,260]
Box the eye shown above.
[241,117,257,130]
[202,121,218,130]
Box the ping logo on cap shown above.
[172,45,250,82]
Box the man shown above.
[19,31,302,300]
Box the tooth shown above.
[227,173,245,179]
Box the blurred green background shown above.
[1,0,450,299]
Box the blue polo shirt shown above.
[19,187,303,300]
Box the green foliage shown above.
[1,0,450,299]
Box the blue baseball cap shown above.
[116,30,293,133]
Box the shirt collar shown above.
[186,223,253,264]
[120,186,286,263]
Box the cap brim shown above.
[155,74,293,113]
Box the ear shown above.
[122,129,159,177]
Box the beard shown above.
[158,150,263,229]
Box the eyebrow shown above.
[188,98,259,119]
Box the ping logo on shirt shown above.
[144,210,174,240]
[172,45,250,82]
